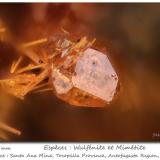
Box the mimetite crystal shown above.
[51,45,118,107]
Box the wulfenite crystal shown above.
[51,39,119,107]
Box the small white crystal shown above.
[52,69,73,94]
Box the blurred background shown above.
[0,3,160,141]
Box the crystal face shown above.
[52,69,73,94]
[72,48,118,102]
[51,47,119,107]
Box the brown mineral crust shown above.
[54,86,106,107]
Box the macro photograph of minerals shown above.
[0,3,160,141]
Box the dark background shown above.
[0,3,160,141]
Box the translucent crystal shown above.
[51,48,119,107]
[72,48,118,102]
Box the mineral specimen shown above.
[51,39,118,107]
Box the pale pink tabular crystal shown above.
[72,48,118,103]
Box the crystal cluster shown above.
[51,37,119,107]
